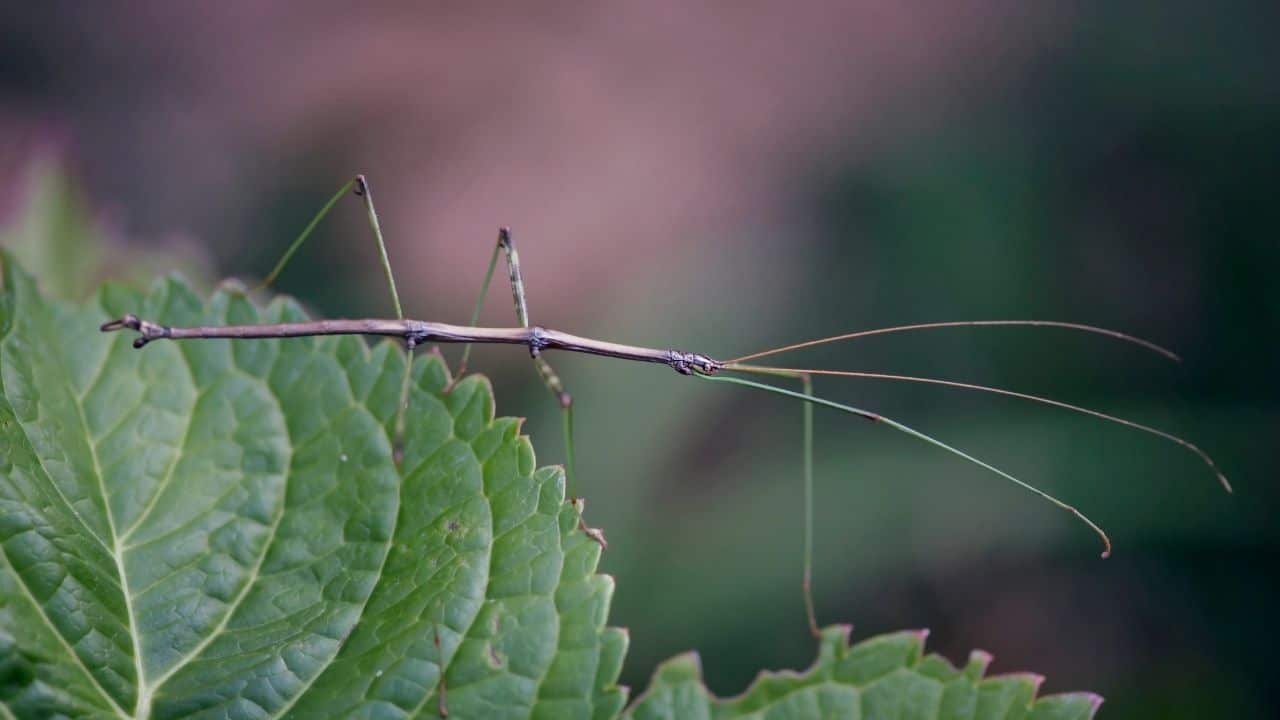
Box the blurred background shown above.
[2,2,1275,716]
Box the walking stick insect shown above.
[100,175,1232,638]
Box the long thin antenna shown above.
[728,364,1232,493]
[700,372,1113,558]
[728,320,1181,364]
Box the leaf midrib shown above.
[124,317,302,716]
[0,305,131,718]
[53,323,144,718]
[36,299,293,719]
[0,535,130,718]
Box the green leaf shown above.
[1,154,104,299]
[624,627,1101,720]
[1,154,208,302]
[0,254,627,719]
[0,247,1102,719]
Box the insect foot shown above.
[570,498,608,549]
[100,314,170,348]
[527,325,550,357]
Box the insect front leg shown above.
[751,368,819,636]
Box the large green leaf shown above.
[0,254,626,719]
[625,627,1100,720]
[0,251,1101,719]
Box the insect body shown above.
[100,175,1231,637]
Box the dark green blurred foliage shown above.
[584,3,1276,715]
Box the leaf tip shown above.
[964,649,993,680]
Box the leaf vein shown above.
[269,355,406,720]
[0,385,112,553]
[0,543,129,718]
[142,359,293,698]
[403,428,499,718]
[118,349,199,543]
[44,314,146,716]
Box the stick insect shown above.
[100,175,1232,638]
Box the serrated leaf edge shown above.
[625,625,1103,719]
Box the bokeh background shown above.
[2,2,1275,716]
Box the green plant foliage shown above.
[0,250,1101,719]
[0,255,626,718]
[1,156,208,302]
[2,155,103,299]
[626,628,1100,720]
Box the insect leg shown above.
[465,228,598,542]
[691,363,821,633]
[259,178,357,291]
[800,372,818,637]
[726,367,819,635]
[260,175,404,320]
[343,176,419,464]
[258,175,414,460]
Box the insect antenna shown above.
[727,320,1181,364]
[699,372,1115,558]
[724,364,1232,493]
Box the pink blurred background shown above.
[2,1,1056,314]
